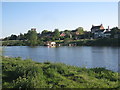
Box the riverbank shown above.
[57,38,120,46]
[2,38,120,46]
[2,56,119,88]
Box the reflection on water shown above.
[2,46,119,72]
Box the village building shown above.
[71,30,81,40]
[46,41,56,47]
[91,24,105,38]
[71,30,80,35]
[31,28,36,31]
[60,32,66,37]
[103,26,111,38]
[104,31,111,38]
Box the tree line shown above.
[2,27,120,46]
[2,27,87,46]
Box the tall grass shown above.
[2,56,119,88]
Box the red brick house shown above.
[60,32,66,37]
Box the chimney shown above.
[31,28,36,31]
[108,26,110,31]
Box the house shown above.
[91,24,105,38]
[46,41,56,47]
[104,31,111,38]
[60,32,66,37]
[71,30,80,35]
[31,28,36,31]
[104,26,111,38]
[70,30,81,40]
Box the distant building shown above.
[91,24,105,38]
[60,32,66,37]
[71,30,80,35]
[104,31,111,38]
[46,41,56,47]
[31,28,36,31]
[104,26,111,38]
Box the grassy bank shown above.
[2,56,119,88]
[2,40,44,46]
[56,38,120,46]
[76,38,120,46]
[2,38,120,46]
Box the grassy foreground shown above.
[2,56,119,88]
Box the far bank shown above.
[2,38,120,47]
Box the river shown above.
[2,46,119,72]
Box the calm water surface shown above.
[2,46,119,72]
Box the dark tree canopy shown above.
[27,30,38,46]
[76,27,84,35]
[53,29,60,39]
[9,34,18,40]
[110,27,120,38]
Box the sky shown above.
[2,2,118,38]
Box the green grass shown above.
[2,38,120,46]
[2,56,120,88]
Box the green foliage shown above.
[53,29,60,40]
[2,56,119,88]
[2,26,120,46]
[110,27,120,38]
[41,30,50,34]
[76,27,84,35]
[9,34,18,40]
[2,40,26,46]
[2,38,120,46]
[63,38,71,45]
[18,33,25,40]
[76,38,120,46]
[27,30,38,46]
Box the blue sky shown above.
[2,2,118,38]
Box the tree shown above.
[18,33,24,40]
[76,27,84,35]
[53,29,60,40]
[3,37,10,41]
[110,27,120,38]
[41,30,49,34]
[27,30,38,46]
[64,30,71,38]
[83,31,91,39]
[64,38,71,45]
[9,34,18,40]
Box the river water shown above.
[2,46,119,72]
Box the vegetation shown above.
[2,40,27,46]
[56,38,120,46]
[2,38,120,47]
[2,56,119,88]
[53,29,60,40]
[75,27,84,35]
[76,38,120,46]
[26,29,38,46]
[2,26,120,46]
